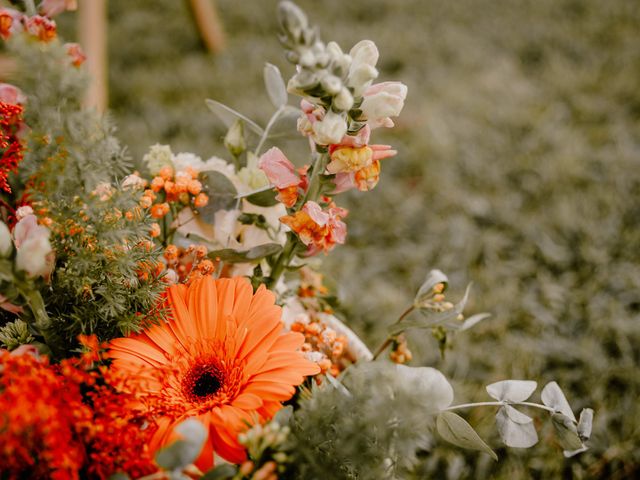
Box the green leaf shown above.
[264,63,288,108]
[155,418,207,471]
[245,187,279,207]
[108,474,130,480]
[198,171,238,221]
[551,413,584,452]
[208,243,283,264]
[205,99,264,137]
[459,312,491,331]
[200,464,238,480]
[436,411,498,460]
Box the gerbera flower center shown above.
[184,363,224,400]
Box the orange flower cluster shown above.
[0,101,24,193]
[0,339,157,480]
[148,165,208,219]
[0,8,57,42]
[162,243,218,284]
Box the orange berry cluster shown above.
[147,166,208,219]
[162,244,217,284]
[389,334,413,364]
[292,318,348,377]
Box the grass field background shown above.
[60,1,639,477]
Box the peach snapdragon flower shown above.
[327,125,396,192]
[280,201,347,255]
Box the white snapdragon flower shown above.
[312,110,348,145]
[360,81,408,128]
[333,87,354,111]
[348,40,379,97]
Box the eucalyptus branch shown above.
[372,305,416,360]
[444,400,555,413]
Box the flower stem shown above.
[444,400,555,413]
[372,304,415,360]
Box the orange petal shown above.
[232,392,263,410]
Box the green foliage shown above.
[43,189,166,349]
[0,319,33,350]
[285,362,435,479]
[3,36,166,356]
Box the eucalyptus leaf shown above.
[436,411,498,460]
[459,312,491,331]
[264,63,288,107]
[486,380,537,402]
[208,243,282,264]
[205,99,264,136]
[495,405,538,448]
[200,464,238,480]
[155,418,207,471]
[414,269,448,305]
[577,408,594,441]
[551,412,584,454]
[396,365,454,412]
[198,171,238,221]
[541,381,576,421]
[245,187,279,207]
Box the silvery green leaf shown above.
[551,412,584,454]
[577,408,594,441]
[108,474,130,480]
[486,380,537,402]
[200,464,238,480]
[414,269,448,305]
[198,171,238,220]
[495,405,538,448]
[541,381,576,421]
[436,411,498,460]
[264,63,288,108]
[396,365,453,412]
[325,373,352,397]
[155,418,207,471]
[459,312,491,331]
[205,99,264,137]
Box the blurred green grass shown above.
[63,0,640,477]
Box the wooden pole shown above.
[189,0,225,54]
[78,0,108,111]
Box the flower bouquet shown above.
[0,1,593,479]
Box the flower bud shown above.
[361,81,408,126]
[320,74,342,95]
[224,119,246,157]
[277,1,308,40]
[333,87,354,111]
[312,111,348,145]
[15,223,53,278]
[0,222,12,258]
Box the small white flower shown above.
[143,144,173,175]
[172,152,203,172]
[312,111,348,145]
[0,222,12,258]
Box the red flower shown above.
[0,340,158,479]
[0,100,24,194]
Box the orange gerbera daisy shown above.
[108,276,320,469]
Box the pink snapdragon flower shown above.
[0,8,23,40]
[258,147,308,207]
[326,125,397,192]
[40,0,77,18]
[280,201,347,255]
[13,214,54,278]
[361,81,408,129]
[0,84,26,105]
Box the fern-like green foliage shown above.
[285,362,435,479]
[3,37,166,356]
